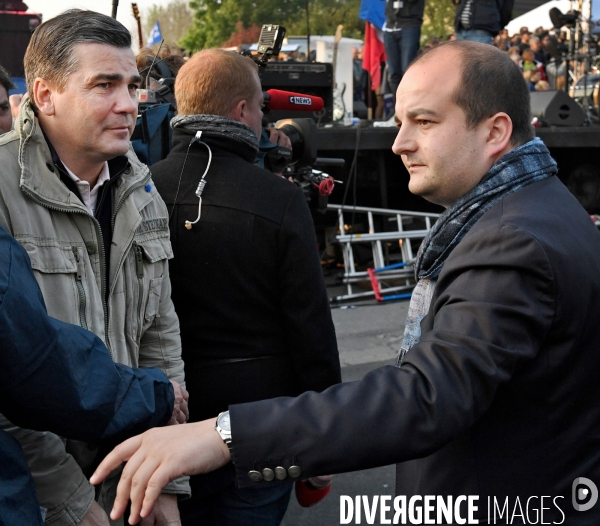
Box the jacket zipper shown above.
[134,243,144,340]
[107,170,151,298]
[72,246,88,330]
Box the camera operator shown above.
[150,48,341,525]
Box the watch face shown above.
[218,412,231,432]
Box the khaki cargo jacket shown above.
[0,101,189,525]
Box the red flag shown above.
[362,22,387,91]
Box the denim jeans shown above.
[179,481,293,526]
[456,29,493,44]
[384,27,421,97]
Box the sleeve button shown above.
[248,470,263,482]
[274,466,287,480]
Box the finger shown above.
[174,408,186,424]
[90,435,142,485]
[109,448,152,521]
[180,385,189,402]
[179,399,189,421]
[126,456,164,523]
[139,467,178,520]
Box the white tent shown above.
[506,0,572,34]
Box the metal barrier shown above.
[328,204,440,302]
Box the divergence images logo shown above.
[572,477,598,512]
[289,96,311,106]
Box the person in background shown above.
[150,48,341,526]
[0,65,15,133]
[454,0,514,44]
[529,35,547,65]
[383,0,425,98]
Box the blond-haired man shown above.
[149,49,341,525]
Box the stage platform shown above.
[312,124,600,213]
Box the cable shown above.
[169,131,213,230]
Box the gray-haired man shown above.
[0,10,187,526]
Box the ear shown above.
[484,112,513,159]
[226,99,246,124]
[33,78,56,117]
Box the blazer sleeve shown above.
[277,188,341,393]
[230,221,555,487]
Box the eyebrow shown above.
[406,108,441,120]
[87,73,143,86]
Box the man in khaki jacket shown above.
[0,10,188,526]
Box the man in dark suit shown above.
[149,49,341,525]
[94,41,600,525]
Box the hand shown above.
[139,494,181,525]
[80,500,111,526]
[307,474,335,489]
[167,381,189,425]
[90,418,230,524]
[267,127,292,149]
[9,94,23,118]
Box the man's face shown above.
[41,43,140,164]
[530,39,540,52]
[0,85,11,134]
[392,48,492,207]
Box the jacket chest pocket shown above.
[19,239,88,329]
[131,236,172,340]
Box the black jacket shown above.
[151,129,341,423]
[454,0,514,36]
[385,0,425,30]
[230,176,600,524]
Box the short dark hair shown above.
[411,40,534,147]
[0,65,15,94]
[24,9,132,102]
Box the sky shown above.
[24,0,163,50]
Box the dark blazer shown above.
[230,176,600,524]
[151,129,341,423]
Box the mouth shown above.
[107,125,133,137]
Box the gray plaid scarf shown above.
[171,114,259,154]
[397,138,557,365]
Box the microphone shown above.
[263,89,324,112]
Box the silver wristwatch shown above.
[214,411,232,450]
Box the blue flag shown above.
[147,21,163,47]
[359,0,386,30]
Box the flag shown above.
[362,22,387,91]
[359,0,386,29]
[147,21,163,47]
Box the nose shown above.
[391,124,417,157]
[114,84,138,118]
